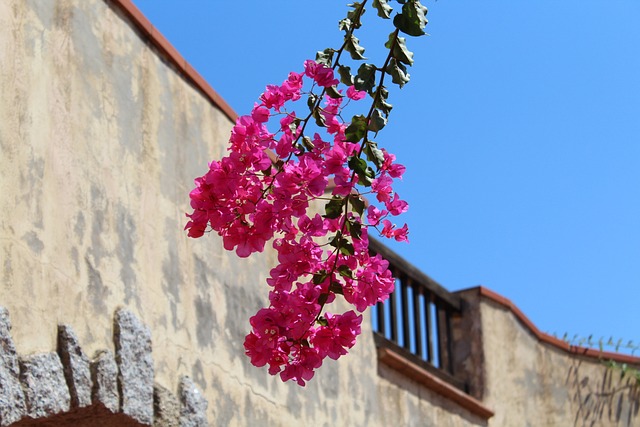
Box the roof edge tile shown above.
[456,286,640,366]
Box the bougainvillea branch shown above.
[186,0,428,386]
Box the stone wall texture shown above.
[0,1,637,426]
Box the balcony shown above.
[369,238,494,420]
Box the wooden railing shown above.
[369,238,466,391]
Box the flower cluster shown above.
[186,60,408,385]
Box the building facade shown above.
[0,1,638,425]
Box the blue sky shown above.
[133,1,640,352]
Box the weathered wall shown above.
[0,1,487,425]
[3,1,637,426]
[456,289,640,427]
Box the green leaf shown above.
[375,86,393,116]
[324,197,344,219]
[329,282,344,295]
[339,18,352,32]
[393,0,428,37]
[354,63,377,93]
[345,115,368,142]
[349,156,375,186]
[318,294,329,306]
[288,118,301,134]
[360,167,375,186]
[338,65,355,86]
[346,219,362,240]
[346,2,365,29]
[337,265,354,279]
[386,58,410,88]
[363,141,385,169]
[316,48,335,66]
[313,270,328,285]
[385,33,414,66]
[312,108,327,128]
[345,34,366,60]
[349,194,366,216]
[348,155,368,175]
[317,315,329,326]
[369,109,387,133]
[326,85,344,99]
[329,233,354,257]
[373,0,393,18]
[307,93,318,111]
[302,136,315,152]
[339,241,355,256]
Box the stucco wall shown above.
[455,289,640,427]
[0,0,242,387]
[0,1,488,425]
[3,1,637,426]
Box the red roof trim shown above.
[462,286,640,365]
[108,0,238,123]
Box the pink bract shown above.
[186,60,409,386]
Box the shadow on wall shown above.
[568,359,640,426]
[11,405,145,427]
[376,362,489,427]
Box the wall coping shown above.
[457,286,640,366]
[108,0,238,123]
[378,347,495,420]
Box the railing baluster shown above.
[444,305,454,376]
[388,275,397,343]
[376,301,385,336]
[401,275,411,351]
[436,302,451,372]
[425,291,434,365]
[413,284,423,359]
[368,238,464,390]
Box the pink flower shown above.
[304,60,339,87]
[303,60,319,79]
[346,86,366,100]
[367,205,388,226]
[298,214,326,237]
[188,59,410,386]
[381,149,406,178]
[380,219,395,239]
[251,104,270,123]
[393,223,409,242]
[385,193,409,216]
[184,209,208,238]
[312,311,362,360]
[244,332,272,368]
[371,174,393,202]
[260,85,285,111]
[279,345,322,386]
[281,71,304,101]
[314,67,339,87]
[380,219,409,242]
[324,145,348,175]
[332,169,357,197]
